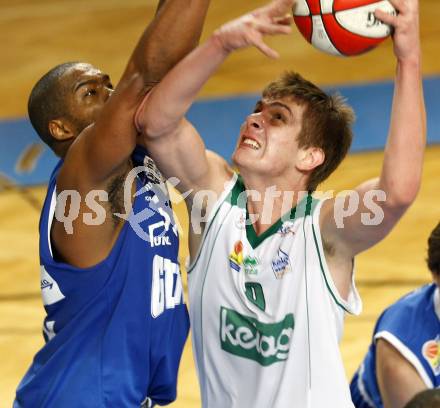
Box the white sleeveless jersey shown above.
[188,174,362,408]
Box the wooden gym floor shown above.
[0,1,439,406]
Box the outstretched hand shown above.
[375,0,420,62]
[213,0,295,59]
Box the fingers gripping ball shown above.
[293,0,397,56]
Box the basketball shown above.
[293,0,396,56]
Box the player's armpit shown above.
[186,151,235,262]
[376,339,427,408]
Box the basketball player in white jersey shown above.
[135,0,425,406]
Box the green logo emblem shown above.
[243,256,259,275]
[220,307,294,366]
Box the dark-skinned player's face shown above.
[59,63,114,135]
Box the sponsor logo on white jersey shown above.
[234,214,246,230]
[271,248,291,279]
[278,221,296,237]
[229,241,244,272]
[151,255,183,318]
[220,306,294,366]
[243,256,259,276]
[40,266,65,306]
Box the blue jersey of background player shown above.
[14,0,211,406]
[351,222,440,408]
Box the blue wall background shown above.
[1,77,439,186]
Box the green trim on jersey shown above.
[246,193,314,249]
[311,223,351,313]
[246,216,286,249]
[302,205,312,389]
[228,175,246,207]
[305,193,314,216]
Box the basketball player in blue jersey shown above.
[14,1,210,407]
[133,0,426,406]
[351,222,440,408]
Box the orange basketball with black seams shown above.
[293,0,396,56]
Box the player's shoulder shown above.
[58,123,119,192]
[375,284,437,337]
[316,193,335,219]
[385,284,435,315]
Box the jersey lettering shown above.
[151,255,183,318]
[148,208,176,247]
[43,320,56,341]
[245,282,266,311]
[220,307,294,366]
[40,266,65,306]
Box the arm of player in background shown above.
[320,0,426,260]
[136,0,294,198]
[62,0,211,188]
[122,0,210,90]
[376,339,427,408]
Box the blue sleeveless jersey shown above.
[15,146,189,407]
[350,283,440,407]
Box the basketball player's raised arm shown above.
[121,0,210,89]
[64,0,211,186]
[137,0,294,195]
[321,0,425,257]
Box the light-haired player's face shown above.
[232,97,304,177]
[61,63,114,135]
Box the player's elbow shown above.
[382,176,421,210]
[390,183,420,209]
[138,120,162,140]
[136,104,167,139]
[140,117,181,142]
[134,90,174,140]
